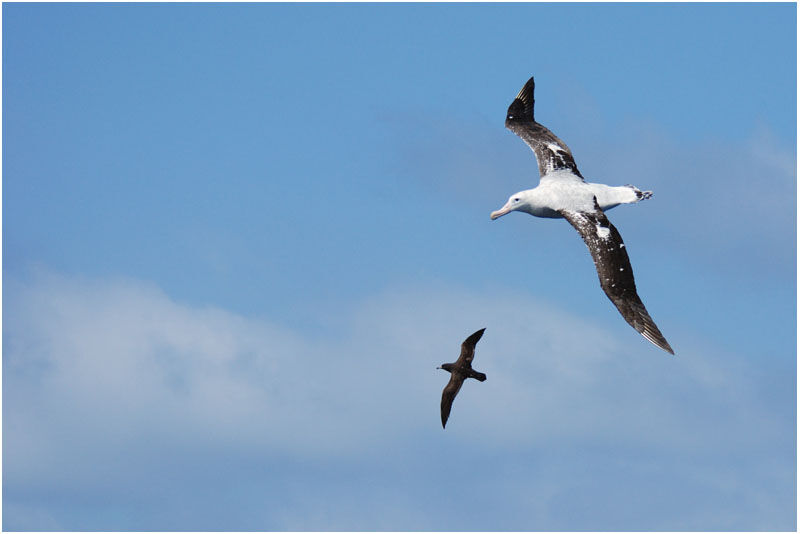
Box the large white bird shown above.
[491,77,673,355]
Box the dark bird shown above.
[490,77,674,355]
[437,328,487,428]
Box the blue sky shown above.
[3,2,796,531]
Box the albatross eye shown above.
[513,198,520,202]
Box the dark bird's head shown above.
[437,363,454,373]
[505,77,535,127]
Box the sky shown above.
[2,2,796,531]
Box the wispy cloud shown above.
[4,269,794,530]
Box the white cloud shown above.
[3,270,794,530]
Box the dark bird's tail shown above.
[469,370,487,382]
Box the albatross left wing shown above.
[559,199,674,355]
[505,77,584,181]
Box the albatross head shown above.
[490,191,528,220]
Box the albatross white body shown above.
[491,77,673,355]
[492,170,650,219]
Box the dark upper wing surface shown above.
[457,328,485,366]
[559,200,673,354]
[505,77,583,180]
[440,374,464,428]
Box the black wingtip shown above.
[516,77,535,100]
[649,335,675,355]
[636,314,675,355]
[657,333,675,355]
[507,77,535,121]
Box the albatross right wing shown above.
[558,199,674,355]
[505,77,584,180]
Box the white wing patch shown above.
[543,142,571,173]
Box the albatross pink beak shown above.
[490,203,513,220]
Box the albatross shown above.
[491,77,674,355]
[437,328,487,428]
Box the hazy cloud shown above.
[4,269,794,530]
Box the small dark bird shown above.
[437,328,487,428]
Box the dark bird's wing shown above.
[559,199,674,355]
[505,77,583,180]
[456,328,485,366]
[440,374,465,428]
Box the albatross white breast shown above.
[491,77,674,355]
